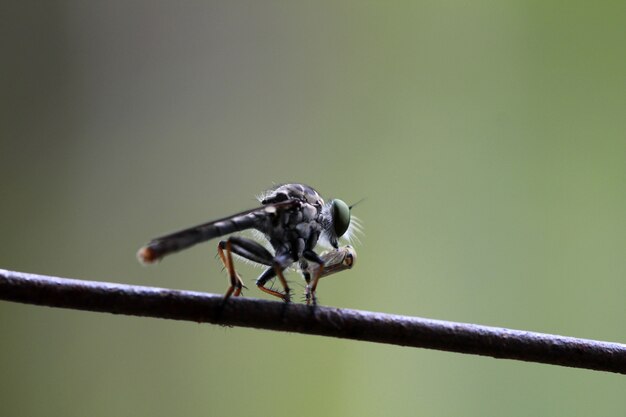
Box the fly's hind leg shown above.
[217,240,243,299]
[217,236,273,300]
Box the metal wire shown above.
[1,268,625,374]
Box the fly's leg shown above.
[217,237,273,300]
[256,252,293,302]
[302,271,313,304]
[300,259,312,303]
[303,250,325,306]
[307,267,325,306]
[217,240,243,298]
[256,268,291,302]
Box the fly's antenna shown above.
[349,198,366,210]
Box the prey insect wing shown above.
[306,246,357,278]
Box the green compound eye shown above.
[331,199,351,237]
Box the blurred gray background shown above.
[1,1,625,416]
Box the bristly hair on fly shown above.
[344,197,365,245]
[343,214,363,245]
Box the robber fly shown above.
[138,183,360,305]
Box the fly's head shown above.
[321,199,362,248]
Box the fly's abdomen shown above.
[138,209,267,263]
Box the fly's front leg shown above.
[308,269,324,306]
[217,236,274,300]
[299,264,317,305]
[301,247,357,305]
[300,262,313,304]
[303,250,325,306]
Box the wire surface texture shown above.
[1,268,625,374]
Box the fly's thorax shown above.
[260,183,324,208]
[258,200,323,255]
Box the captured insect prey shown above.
[138,183,361,305]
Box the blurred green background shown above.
[2,1,625,416]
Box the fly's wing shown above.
[138,200,299,263]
